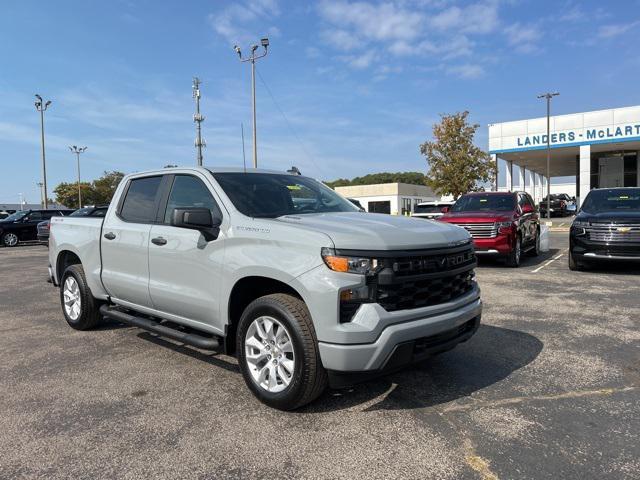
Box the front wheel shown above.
[568,251,583,271]
[506,236,521,267]
[60,264,102,330]
[237,293,327,410]
[1,232,19,247]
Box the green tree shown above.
[325,172,427,189]
[53,171,124,209]
[420,111,496,199]
[92,171,125,205]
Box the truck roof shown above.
[125,166,300,178]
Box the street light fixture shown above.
[69,146,87,208]
[537,92,559,220]
[234,37,269,168]
[34,94,52,209]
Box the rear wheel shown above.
[528,229,541,257]
[237,293,327,410]
[60,264,102,330]
[506,235,521,267]
[1,232,19,247]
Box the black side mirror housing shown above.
[171,208,222,241]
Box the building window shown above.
[401,197,412,215]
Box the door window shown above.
[163,175,221,224]
[119,176,163,223]
[27,212,43,221]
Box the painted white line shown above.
[558,222,566,227]
[531,251,566,273]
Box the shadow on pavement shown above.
[476,248,561,269]
[304,324,543,413]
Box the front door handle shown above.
[151,236,167,246]
[104,232,116,240]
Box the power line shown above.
[255,67,325,178]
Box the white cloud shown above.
[209,0,280,45]
[597,20,640,39]
[429,1,499,34]
[338,50,378,69]
[320,29,361,51]
[504,23,541,53]
[446,63,485,79]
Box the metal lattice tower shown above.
[193,77,206,166]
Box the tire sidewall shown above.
[236,298,309,408]
[60,265,90,328]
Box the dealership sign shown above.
[516,123,640,148]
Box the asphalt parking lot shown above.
[1,234,639,479]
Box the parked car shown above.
[557,193,577,215]
[439,191,540,267]
[37,206,109,244]
[48,167,481,410]
[0,210,16,220]
[539,194,570,217]
[412,201,454,220]
[569,187,640,270]
[0,209,73,247]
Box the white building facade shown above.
[489,105,640,206]
[335,183,438,215]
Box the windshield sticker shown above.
[287,185,302,190]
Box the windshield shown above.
[3,211,28,221]
[212,172,360,218]
[451,194,515,212]
[581,189,640,212]
[414,204,445,214]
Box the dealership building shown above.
[490,105,640,206]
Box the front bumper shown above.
[472,233,513,255]
[571,233,640,261]
[318,289,482,373]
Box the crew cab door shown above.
[147,173,226,332]
[101,175,164,308]
[19,211,44,240]
[517,193,536,245]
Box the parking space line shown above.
[531,250,567,273]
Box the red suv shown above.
[439,191,540,267]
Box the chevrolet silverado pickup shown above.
[49,167,482,410]
[439,191,540,267]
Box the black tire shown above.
[506,235,521,267]
[59,264,102,330]
[236,293,328,410]
[528,228,541,257]
[568,251,583,271]
[1,232,19,247]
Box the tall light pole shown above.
[36,182,44,208]
[34,94,52,209]
[69,146,87,208]
[537,92,559,220]
[234,37,269,168]
[193,77,206,166]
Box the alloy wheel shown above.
[4,233,18,247]
[244,316,295,393]
[63,276,82,320]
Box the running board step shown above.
[99,305,222,350]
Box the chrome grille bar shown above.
[450,222,498,239]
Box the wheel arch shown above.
[225,276,304,355]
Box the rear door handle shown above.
[151,236,167,246]
[104,232,116,240]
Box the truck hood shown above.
[441,212,513,222]
[274,212,470,250]
[579,211,640,223]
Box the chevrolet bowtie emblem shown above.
[617,227,631,233]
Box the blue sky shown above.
[1,0,639,205]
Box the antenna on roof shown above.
[241,123,247,173]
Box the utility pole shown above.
[537,92,559,220]
[69,146,87,208]
[36,182,44,208]
[193,77,205,166]
[34,94,52,209]
[234,37,269,168]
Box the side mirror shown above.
[171,208,222,241]
[441,206,450,213]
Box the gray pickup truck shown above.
[49,167,482,410]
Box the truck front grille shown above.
[449,222,498,238]
[376,270,475,312]
[587,223,640,243]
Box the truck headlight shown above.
[496,221,514,233]
[321,247,379,275]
